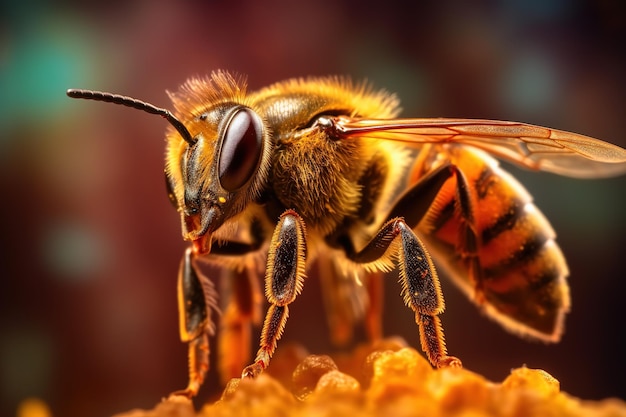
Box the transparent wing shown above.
[330,117,626,178]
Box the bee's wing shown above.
[333,117,626,178]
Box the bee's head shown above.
[68,71,271,255]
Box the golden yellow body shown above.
[67,71,626,398]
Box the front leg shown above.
[242,210,307,378]
[172,220,267,396]
[172,247,220,397]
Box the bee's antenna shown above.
[66,89,196,145]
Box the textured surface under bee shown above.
[112,341,626,417]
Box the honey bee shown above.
[67,71,626,397]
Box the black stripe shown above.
[484,231,552,279]
[484,263,564,335]
[481,201,523,245]
[529,268,561,294]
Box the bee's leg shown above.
[390,163,484,303]
[242,210,307,378]
[173,223,266,395]
[218,265,262,384]
[172,247,219,397]
[173,238,266,396]
[348,218,460,368]
[448,166,484,304]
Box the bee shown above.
[67,71,626,397]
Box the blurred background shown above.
[1,0,625,416]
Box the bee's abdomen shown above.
[421,148,570,341]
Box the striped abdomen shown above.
[418,146,570,342]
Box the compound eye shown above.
[218,108,264,192]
